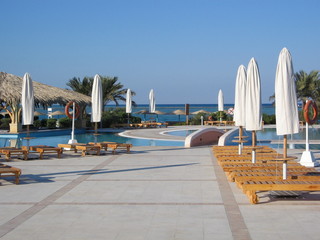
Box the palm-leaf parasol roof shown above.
[0,72,91,106]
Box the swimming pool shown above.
[164,129,197,137]
[226,127,320,150]
[0,132,184,148]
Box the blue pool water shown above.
[0,132,184,148]
[165,129,197,137]
[228,127,320,150]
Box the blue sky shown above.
[1,0,319,104]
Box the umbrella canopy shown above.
[21,73,34,125]
[218,89,224,111]
[34,111,45,116]
[134,110,150,114]
[172,109,186,115]
[245,58,262,131]
[91,74,103,122]
[153,110,166,115]
[275,48,299,136]
[126,89,132,114]
[191,109,210,115]
[233,65,247,127]
[149,89,156,113]
[50,110,65,116]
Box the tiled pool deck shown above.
[0,127,320,240]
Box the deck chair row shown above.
[213,145,320,204]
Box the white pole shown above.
[306,121,309,152]
[283,161,287,180]
[68,102,78,145]
[71,102,75,141]
[200,116,203,126]
[238,144,242,155]
[252,150,256,163]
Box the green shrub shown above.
[33,120,41,128]
[41,119,48,127]
[58,117,72,128]
[47,118,57,129]
[99,108,141,128]
[189,113,208,125]
[262,114,276,124]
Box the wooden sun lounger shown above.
[0,163,21,184]
[101,142,132,154]
[58,143,86,153]
[75,145,101,157]
[241,180,320,204]
[234,173,320,189]
[221,162,303,173]
[23,145,63,159]
[88,142,114,151]
[0,147,28,161]
[226,168,318,182]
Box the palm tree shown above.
[67,76,136,111]
[66,77,92,95]
[295,70,320,107]
[269,70,320,106]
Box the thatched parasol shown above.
[0,72,91,133]
[0,72,91,106]
[191,109,210,115]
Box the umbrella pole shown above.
[252,130,256,163]
[127,113,130,125]
[238,126,243,155]
[26,125,30,149]
[283,135,288,180]
[94,122,98,144]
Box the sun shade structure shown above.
[21,73,34,126]
[233,65,247,127]
[0,72,91,106]
[275,48,299,136]
[245,58,262,163]
[245,58,262,132]
[191,109,210,115]
[91,74,103,123]
[126,89,132,114]
[275,48,300,179]
[233,65,247,154]
[149,89,156,113]
[126,89,132,124]
[218,89,224,112]
[0,72,91,133]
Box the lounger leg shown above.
[246,190,259,204]
[5,153,10,161]
[126,146,130,153]
[39,152,43,159]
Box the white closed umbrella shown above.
[126,89,132,124]
[218,89,224,122]
[245,58,262,163]
[233,65,247,154]
[218,89,224,111]
[91,74,103,123]
[275,48,300,179]
[149,89,156,113]
[22,73,34,148]
[22,73,34,126]
[91,74,103,142]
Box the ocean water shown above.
[38,103,277,122]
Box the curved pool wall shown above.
[185,128,225,147]
[218,128,270,146]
